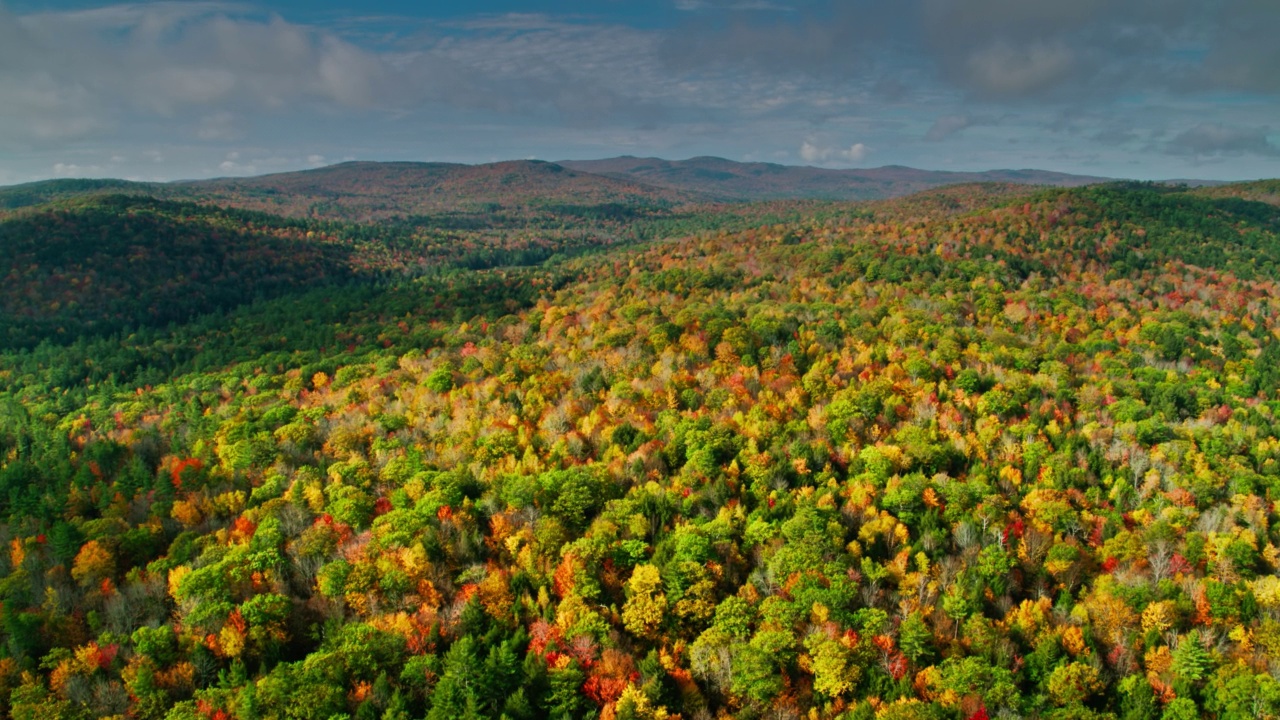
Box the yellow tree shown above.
[70,540,115,588]
[622,565,667,639]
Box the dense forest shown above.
[2,180,1280,720]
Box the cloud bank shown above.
[0,0,1276,183]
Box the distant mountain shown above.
[0,160,702,222]
[0,158,1238,222]
[176,160,701,221]
[557,156,1116,200]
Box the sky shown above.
[2,0,1279,185]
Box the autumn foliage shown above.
[2,181,1280,718]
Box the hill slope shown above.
[0,196,361,347]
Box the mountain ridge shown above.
[556,155,1118,200]
[0,156,1214,218]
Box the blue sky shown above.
[1,0,1278,184]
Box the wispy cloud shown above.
[1166,123,1280,158]
[674,0,795,10]
[925,114,998,142]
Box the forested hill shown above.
[0,196,357,348]
[0,179,159,211]
[881,182,1280,281]
[4,181,1280,719]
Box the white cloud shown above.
[52,162,103,177]
[800,140,869,165]
[0,3,397,149]
[217,152,257,175]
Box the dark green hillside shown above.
[0,196,357,348]
[0,179,162,211]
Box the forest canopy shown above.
[2,181,1280,719]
